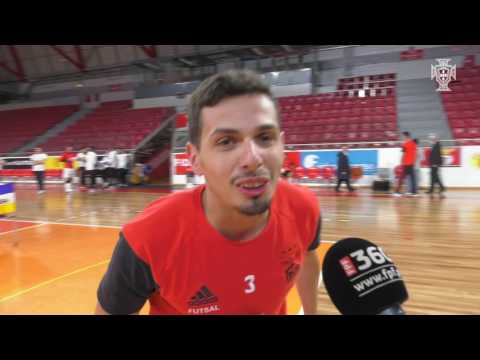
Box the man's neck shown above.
[202,188,270,242]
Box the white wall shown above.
[135,85,312,107]
[351,45,444,57]
[316,48,347,61]
[271,84,311,98]
[353,45,411,57]
[444,146,480,187]
[0,96,80,111]
[317,55,465,85]
[316,86,338,93]
[32,74,145,94]
[134,96,190,109]
[100,90,135,103]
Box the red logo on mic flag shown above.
[340,256,358,277]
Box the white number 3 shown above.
[244,275,256,294]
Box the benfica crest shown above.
[431,59,456,92]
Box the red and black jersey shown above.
[402,140,417,166]
[59,152,76,169]
[98,180,321,315]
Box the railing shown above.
[4,138,479,161]
[0,148,137,158]
[171,138,480,154]
[285,138,480,150]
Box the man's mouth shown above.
[235,177,270,198]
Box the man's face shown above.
[188,94,284,217]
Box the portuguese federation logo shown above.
[431,59,456,92]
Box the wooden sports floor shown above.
[1,184,479,315]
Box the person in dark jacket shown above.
[336,147,354,192]
[427,134,446,197]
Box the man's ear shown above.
[186,142,204,176]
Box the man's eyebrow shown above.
[256,124,278,132]
[208,128,239,138]
[208,124,278,138]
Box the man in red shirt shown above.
[393,131,418,196]
[59,146,77,193]
[95,70,322,315]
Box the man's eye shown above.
[217,138,234,146]
[258,133,274,143]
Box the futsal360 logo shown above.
[340,246,392,277]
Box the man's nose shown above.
[240,140,263,171]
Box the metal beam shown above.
[178,57,196,67]
[8,45,26,80]
[138,45,157,58]
[74,45,86,70]
[0,61,24,80]
[251,47,265,56]
[50,45,86,71]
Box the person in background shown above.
[97,152,111,189]
[85,147,98,193]
[105,149,119,188]
[335,146,354,192]
[406,138,421,195]
[393,131,418,197]
[59,146,76,193]
[30,147,48,194]
[74,147,88,190]
[116,150,131,187]
[427,134,446,198]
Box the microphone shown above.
[322,238,408,315]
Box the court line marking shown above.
[0,220,340,241]
[0,259,110,304]
[0,223,48,237]
[0,218,121,230]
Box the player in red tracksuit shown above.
[96,70,322,315]
[59,146,77,193]
[394,132,418,196]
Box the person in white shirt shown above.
[85,147,98,192]
[30,147,48,194]
[105,149,119,188]
[74,147,87,189]
[98,153,111,189]
[116,150,131,187]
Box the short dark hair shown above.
[187,69,277,148]
[402,131,411,138]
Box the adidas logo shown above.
[188,286,218,307]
